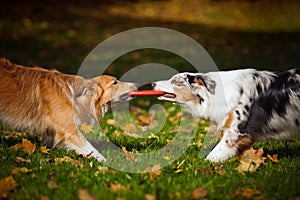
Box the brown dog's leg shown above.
[53,126,106,161]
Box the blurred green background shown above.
[1,0,300,77]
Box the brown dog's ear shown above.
[72,79,98,97]
[187,74,216,94]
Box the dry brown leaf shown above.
[144,193,157,200]
[54,156,83,167]
[22,138,36,154]
[12,143,23,151]
[78,189,98,200]
[40,146,50,154]
[107,119,118,127]
[231,187,263,199]
[137,114,151,125]
[210,164,226,176]
[48,177,58,190]
[80,124,94,133]
[169,112,181,124]
[123,123,137,133]
[237,147,266,173]
[0,176,18,198]
[267,154,279,163]
[109,183,130,193]
[95,166,116,176]
[145,164,161,180]
[40,195,50,200]
[121,146,135,162]
[16,156,31,163]
[113,130,123,136]
[193,187,208,199]
[11,168,19,175]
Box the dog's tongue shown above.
[128,90,166,97]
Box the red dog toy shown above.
[128,90,166,97]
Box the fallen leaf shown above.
[48,177,58,190]
[12,143,23,151]
[237,147,266,173]
[19,167,32,174]
[0,176,18,199]
[169,112,181,124]
[40,195,50,200]
[113,130,123,136]
[163,155,171,160]
[123,123,137,133]
[121,146,135,162]
[11,168,19,175]
[267,154,279,163]
[191,141,202,148]
[16,156,31,163]
[109,183,130,193]
[80,124,94,133]
[123,124,140,137]
[54,156,83,167]
[148,133,158,139]
[137,114,151,125]
[145,164,161,180]
[144,193,157,200]
[22,138,36,154]
[230,187,263,199]
[107,119,118,127]
[78,189,98,200]
[40,146,50,154]
[193,187,208,199]
[210,164,226,175]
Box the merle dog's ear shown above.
[187,74,216,94]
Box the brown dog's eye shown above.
[113,80,118,85]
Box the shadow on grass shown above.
[0,0,300,76]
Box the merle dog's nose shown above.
[151,83,156,88]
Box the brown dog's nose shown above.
[151,83,156,88]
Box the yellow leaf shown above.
[237,147,266,173]
[80,124,94,133]
[109,183,130,193]
[148,133,158,139]
[40,146,50,154]
[107,119,118,127]
[175,169,183,174]
[267,154,279,163]
[121,146,135,162]
[22,138,36,154]
[163,155,171,160]
[0,176,18,198]
[55,156,83,167]
[19,167,32,174]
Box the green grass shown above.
[1,101,300,200]
[1,0,300,199]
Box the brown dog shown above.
[0,58,137,161]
